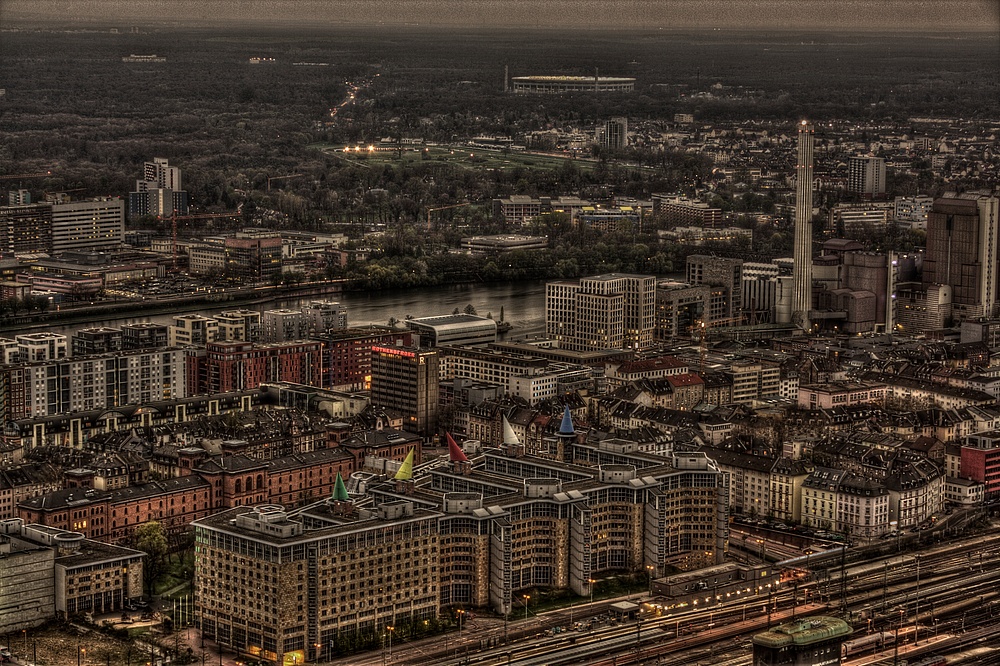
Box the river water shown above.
[42,281,549,339]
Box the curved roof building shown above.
[511,75,635,93]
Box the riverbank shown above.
[0,280,347,334]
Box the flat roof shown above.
[752,616,852,648]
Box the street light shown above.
[588,579,596,608]
[523,595,530,621]
[646,565,655,597]
[386,625,394,662]
[78,646,86,666]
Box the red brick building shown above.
[16,433,424,542]
[322,328,412,390]
[186,340,324,395]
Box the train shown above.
[841,626,917,658]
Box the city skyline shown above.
[4,0,999,31]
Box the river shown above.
[39,281,548,339]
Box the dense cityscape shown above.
[0,3,999,666]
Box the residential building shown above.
[0,348,186,421]
[120,323,169,350]
[302,301,348,335]
[15,333,68,362]
[598,117,628,150]
[215,310,262,343]
[71,327,122,356]
[186,341,324,395]
[801,467,890,539]
[261,309,306,343]
[797,381,888,410]
[847,155,887,198]
[894,195,934,231]
[168,314,219,346]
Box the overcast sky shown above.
[3,0,999,30]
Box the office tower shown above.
[0,203,52,253]
[600,117,628,150]
[50,198,125,252]
[923,194,1000,322]
[129,157,189,218]
[546,273,656,351]
[685,255,743,320]
[370,345,440,436]
[792,120,815,331]
[848,155,887,199]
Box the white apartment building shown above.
[15,333,68,362]
[168,315,219,346]
[0,348,186,420]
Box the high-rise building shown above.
[685,255,743,320]
[792,121,815,331]
[599,117,628,150]
[50,198,125,252]
[923,194,999,322]
[546,273,656,351]
[848,155,887,199]
[370,346,440,436]
[129,157,189,218]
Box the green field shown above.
[311,143,599,172]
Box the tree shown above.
[133,521,168,596]
[463,304,478,315]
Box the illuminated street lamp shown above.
[523,595,531,621]
[646,565,655,596]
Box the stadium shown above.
[510,75,635,93]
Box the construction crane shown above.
[0,171,52,182]
[267,174,304,191]
[162,211,242,270]
[426,202,471,231]
[690,315,745,374]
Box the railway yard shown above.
[328,524,1000,666]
